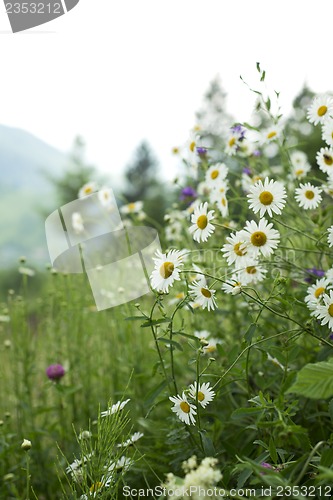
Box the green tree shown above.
[122,141,169,226]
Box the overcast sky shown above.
[1,0,332,183]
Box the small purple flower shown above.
[253,149,261,157]
[180,186,197,202]
[231,124,246,140]
[261,462,273,469]
[46,364,65,381]
[196,146,207,157]
[305,267,325,283]
[329,334,333,341]
[243,167,251,175]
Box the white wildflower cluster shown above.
[169,381,215,425]
[162,456,222,499]
[221,215,280,293]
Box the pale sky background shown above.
[0,0,332,182]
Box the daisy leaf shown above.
[287,359,333,399]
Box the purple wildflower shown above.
[180,186,197,202]
[46,364,65,381]
[253,149,261,157]
[305,267,325,283]
[196,146,208,157]
[231,124,246,140]
[243,167,251,175]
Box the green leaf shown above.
[244,323,257,343]
[125,316,146,321]
[157,337,183,351]
[320,448,333,468]
[260,70,266,82]
[287,359,333,399]
[269,437,278,463]
[329,399,333,422]
[172,331,200,343]
[144,380,169,407]
[256,62,261,73]
[140,318,172,328]
[231,407,263,419]
[198,430,215,456]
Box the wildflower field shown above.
[2,67,333,499]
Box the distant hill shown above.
[0,125,68,268]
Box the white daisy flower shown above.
[120,201,144,214]
[290,150,309,168]
[237,261,268,285]
[189,280,217,311]
[328,226,333,247]
[294,183,322,210]
[323,178,333,198]
[165,221,183,242]
[261,125,281,144]
[205,163,228,187]
[169,392,197,425]
[221,231,250,267]
[322,120,333,147]
[98,187,113,208]
[305,278,331,312]
[100,399,130,417]
[189,202,215,243]
[313,290,333,331]
[326,268,333,283]
[316,147,333,176]
[117,432,144,448]
[72,212,84,234]
[221,275,243,295]
[290,162,311,180]
[242,218,280,258]
[307,94,333,125]
[214,192,229,217]
[188,381,215,408]
[241,173,264,193]
[247,177,287,217]
[194,330,221,353]
[78,182,98,198]
[150,249,184,293]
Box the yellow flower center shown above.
[189,141,196,152]
[197,215,208,229]
[328,304,333,317]
[259,191,274,205]
[210,169,219,179]
[234,242,246,256]
[197,391,205,401]
[228,137,236,147]
[317,105,327,117]
[267,131,277,139]
[251,231,267,247]
[159,261,174,279]
[305,190,315,200]
[90,482,103,493]
[172,146,179,154]
[314,287,325,299]
[201,288,212,298]
[180,401,190,413]
[323,154,333,166]
[84,187,93,194]
[246,266,257,274]
[128,203,136,211]
[221,197,227,207]
[176,292,185,299]
[295,169,304,176]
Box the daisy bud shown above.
[231,285,242,295]
[21,439,32,451]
